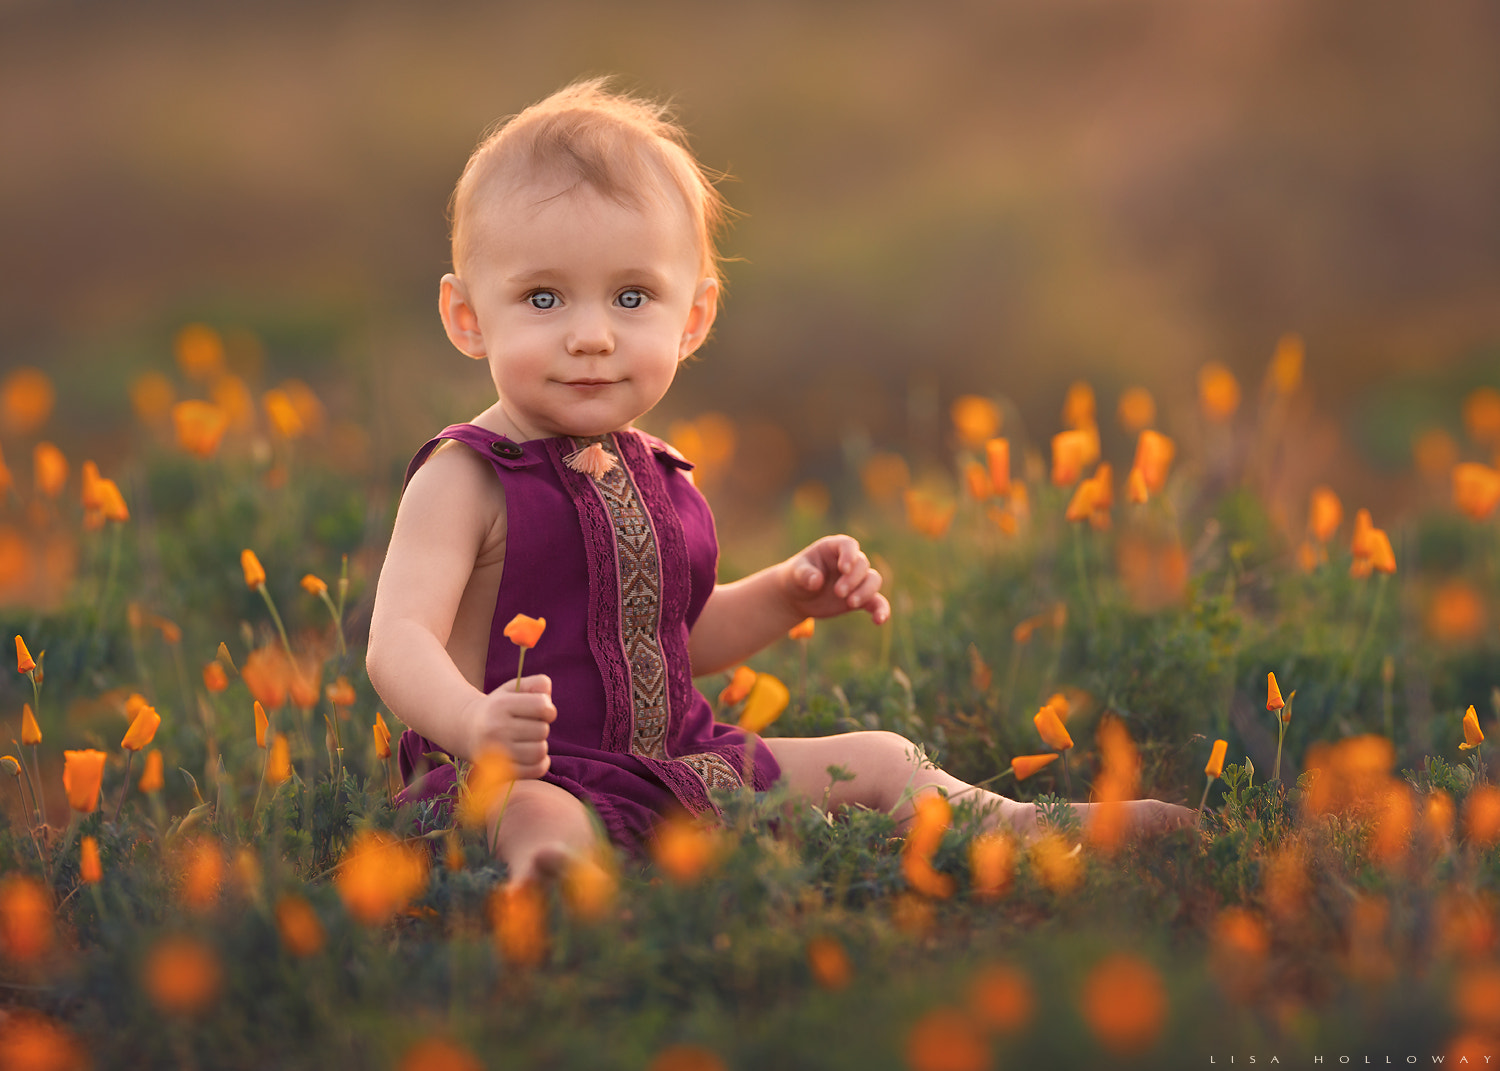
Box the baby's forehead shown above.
[461,165,701,262]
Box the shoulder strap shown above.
[403,424,546,490]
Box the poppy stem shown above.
[1061,750,1073,797]
[941,766,1015,804]
[112,751,135,824]
[29,739,46,830]
[16,740,42,828]
[252,745,269,827]
[317,590,347,661]
[1196,776,1215,830]
[257,583,295,665]
[11,780,47,877]
[516,647,527,683]
[1071,525,1095,619]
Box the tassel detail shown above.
[564,441,616,478]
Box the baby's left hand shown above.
[783,535,891,625]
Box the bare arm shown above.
[366,445,553,774]
[687,535,890,677]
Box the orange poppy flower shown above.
[139,750,165,794]
[860,452,911,504]
[1350,508,1375,558]
[503,614,546,649]
[1462,386,1500,446]
[80,836,102,884]
[985,438,1010,497]
[267,735,291,785]
[1132,430,1175,493]
[652,815,724,885]
[1412,428,1459,480]
[1033,706,1074,751]
[241,646,289,710]
[1460,705,1485,751]
[144,935,222,1015]
[21,702,41,746]
[16,636,35,676]
[561,853,617,922]
[33,442,68,498]
[969,963,1034,1033]
[968,833,1016,899]
[174,323,225,380]
[1,368,56,435]
[718,665,756,706]
[1308,486,1343,543]
[1080,953,1168,1055]
[1267,672,1285,712]
[1065,473,1103,523]
[1117,387,1156,432]
[1051,430,1092,486]
[1062,381,1096,429]
[252,700,269,749]
[1465,786,1500,847]
[905,489,956,538]
[0,875,54,961]
[398,1039,486,1071]
[263,389,305,439]
[1366,528,1396,574]
[806,935,852,991]
[336,830,430,925]
[1452,462,1500,521]
[1268,333,1304,395]
[240,549,266,589]
[963,461,990,501]
[1198,362,1241,421]
[287,656,322,711]
[905,1007,989,1071]
[491,881,549,967]
[1205,739,1228,779]
[130,371,176,427]
[172,400,229,459]
[950,395,1002,447]
[902,793,955,899]
[276,895,326,957]
[202,662,229,693]
[300,573,328,595]
[788,618,815,640]
[374,712,392,760]
[1011,753,1059,780]
[738,672,790,734]
[180,841,224,911]
[121,705,161,751]
[326,676,356,707]
[62,749,107,813]
[1125,467,1149,504]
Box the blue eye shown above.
[617,289,647,309]
[527,291,558,310]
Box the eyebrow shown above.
[504,267,673,289]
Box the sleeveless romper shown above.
[393,424,782,852]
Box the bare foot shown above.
[506,841,579,887]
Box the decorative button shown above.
[489,440,524,459]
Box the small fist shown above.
[466,674,556,779]
[787,535,891,625]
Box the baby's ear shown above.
[678,277,719,360]
[439,274,487,359]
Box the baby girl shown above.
[365,79,1187,885]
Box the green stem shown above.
[11,780,48,879]
[1273,719,1286,784]
[942,765,1016,804]
[112,751,135,823]
[29,741,46,829]
[1072,524,1095,619]
[1196,776,1215,831]
[1061,749,1073,797]
[252,745,269,828]
[318,590,347,661]
[257,583,294,662]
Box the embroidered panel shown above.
[577,433,746,800]
[574,435,671,760]
[679,752,744,795]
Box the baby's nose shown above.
[565,307,615,355]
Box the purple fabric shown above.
[394,425,781,854]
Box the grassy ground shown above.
[2,347,1499,1070]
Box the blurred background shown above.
[2,0,1498,538]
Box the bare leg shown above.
[764,731,1192,840]
[488,779,603,886]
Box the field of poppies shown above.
[2,327,1499,1070]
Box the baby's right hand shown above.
[463,675,555,778]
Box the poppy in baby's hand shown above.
[503,615,547,649]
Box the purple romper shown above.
[393,424,782,852]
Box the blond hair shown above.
[448,78,729,290]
